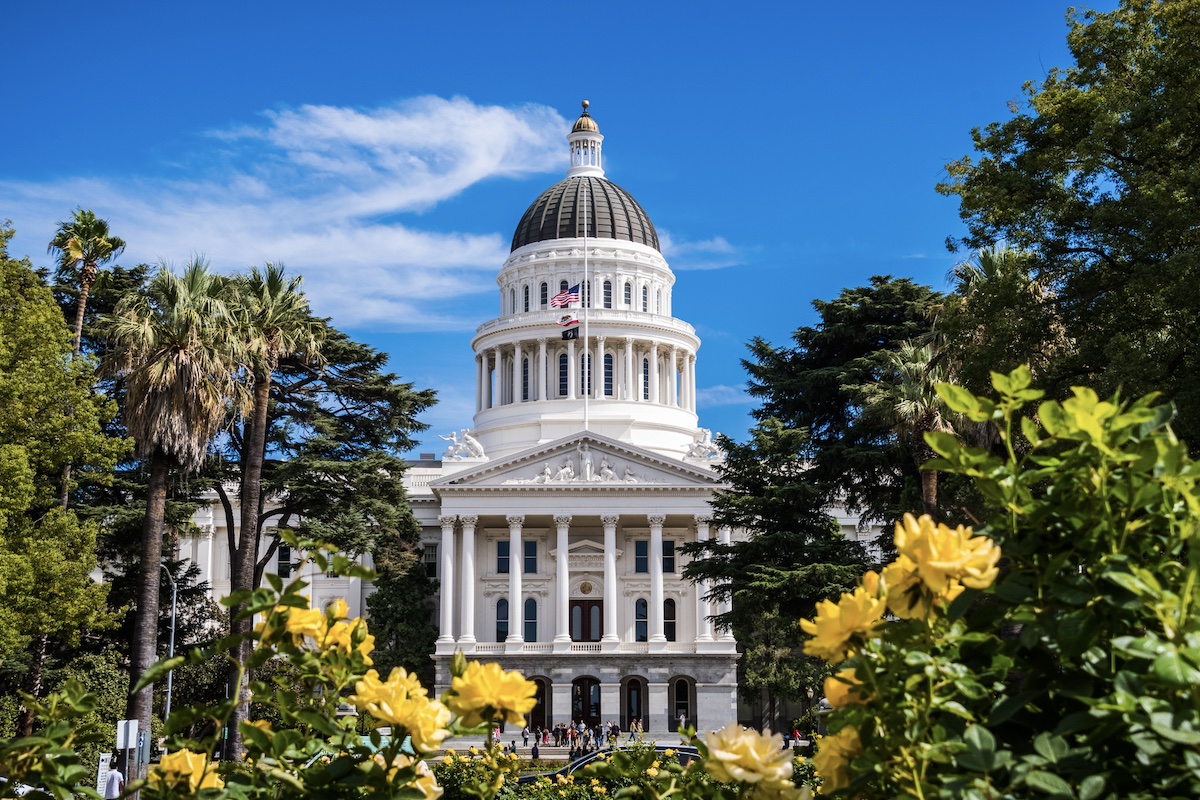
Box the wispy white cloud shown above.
[0,97,567,330]
[696,384,751,408]
[659,231,741,270]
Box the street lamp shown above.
[161,564,178,720]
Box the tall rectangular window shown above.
[635,540,648,573]
[423,544,438,579]
[523,285,530,312]
[663,540,676,573]
[276,544,293,578]
[524,540,537,574]
[603,280,612,308]
[497,540,510,574]
[540,282,548,307]
[522,358,529,401]
[559,353,569,397]
[604,353,613,397]
[581,353,591,395]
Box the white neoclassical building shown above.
[405,102,740,732]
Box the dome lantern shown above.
[567,100,604,178]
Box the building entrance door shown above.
[572,677,601,728]
[570,599,602,642]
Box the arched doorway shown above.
[621,676,648,731]
[530,678,549,729]
[572,677,601,727]
[669,676,696,730]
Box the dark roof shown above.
[511,176,659,252]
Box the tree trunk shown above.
[72,270,93,357]
[15,635,49,736]
[225,374,271,760]
[921,468,938,519]
[127,452,169,768]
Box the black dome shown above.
[511,176,659,252]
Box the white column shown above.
[459,516,478,644]
[688,354,697,412]
[718,526,736,641]
[507,515,524,642]
[554,514,572,643]
[649,343,660,404]
[475,354,483,413]
[538,338,548,401]
[602,515,619,643]
[669,346,678,407]
[483,353,492,409]
[694,516,713,642]
[493,346,502,405]
[624,337,634,401]
[595,336,605,398]
[513,342,523,402]
[568,339,577,400]
[437,516,456,643]
[649,515,666,643]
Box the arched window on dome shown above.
[496,599,509,642]
[581,352,592,395]
[559,353,568,397]
[664,599,677,642]
[642,286,648,312]
[522,358,529,401]
[540,282,548,308]
[560,279,569,294]
[604,353,613,397]
[523,285,530,313]
[635,598,648,643]
[510,288,516,314]
[624,281,632,307]
[642,358,650,400]
[603,280,612,309]
[583,281,591,308]
[524,598,538,642]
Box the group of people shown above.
[505,719,649,761]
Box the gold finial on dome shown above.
[572,99,599,133]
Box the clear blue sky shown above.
[1,1,1116,454]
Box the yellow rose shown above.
[812,727,861,795]
[800,584,886,663]
[328,598,349,620]
[894,514,1000,593]
[703,723,793,789]
[446,660,538,728]
[151,749,223,791]
[349,668,451,752]
[284,606,328,644]
[823,668,868,708]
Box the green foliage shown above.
[939,0,1200,444]
[743,276,943,524]
[366,535,438,688]
[818,368,1200,799]
[683,419,868,712]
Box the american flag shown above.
[550,284,580,308]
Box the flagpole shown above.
[583,175,590,433]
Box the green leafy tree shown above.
[103,259,240,743]
[938,0,1200,443]
[683,419,869,725]
[366,534,438,689]
[0,223,125,734]
[744,276,942,524]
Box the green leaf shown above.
[1078,775,1105,800]
[1024,769,1075,797]
[1151,649,1200,687]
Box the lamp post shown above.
[161,564,178,720]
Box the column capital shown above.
[506,515,525,529]
[438,515,457,528]
[647,514,666,526]
[597,334,606,344]
[624,335,634,345]
[601,514,620,526]
[459,515,478,528]
[554,514,573,526]
[693,514,712,525]
[538,337,547,345]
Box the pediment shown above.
[428,431,722,493]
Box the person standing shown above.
[103,766,124,799]
[522,726,530,747]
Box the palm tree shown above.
[48,208,126,357]
[103,259,239,744]
[857,341,957,517]
[225,263,324,759]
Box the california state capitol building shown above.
[187,102,877,732]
